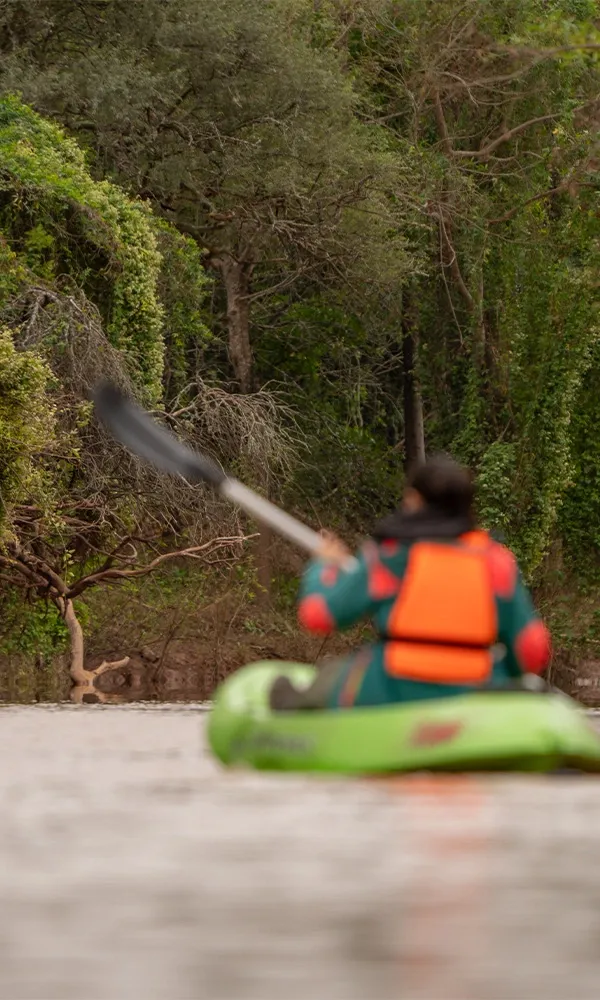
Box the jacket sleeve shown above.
[499,572,552,676]
[297,548,378,634]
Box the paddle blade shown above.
[92,382,226,487]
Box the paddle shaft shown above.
[221,479,323,556]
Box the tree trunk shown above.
[402,302,425,473]
[208,253,273,597]
[59,596,86,683]
[214,254,254,393]
[58,595,131,696]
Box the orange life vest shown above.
[384,531,497,685]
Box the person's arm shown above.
[297,545,379,634]
[297,535,408,634]
[500,571,551,676]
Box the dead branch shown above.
[432,90,454,157]
[437,209,475,311]
[489,183,566,225]
[453,114,560,159]
[445,42,600,93]
[489,172,598,225]
[92,656,131,678]
[67,535,256,598]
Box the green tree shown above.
[0,0,414,393]
[327,0,600,571]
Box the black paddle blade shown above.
[92,382,226,487]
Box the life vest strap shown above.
[380,634,490,651]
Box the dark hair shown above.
[406,455,475,519]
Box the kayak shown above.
[206,661,600,774]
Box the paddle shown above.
[91,381,326,557]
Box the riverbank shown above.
[2,557,600,705]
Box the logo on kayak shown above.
[409,720,464,748]
[232,732,316,757]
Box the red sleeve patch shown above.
[379,539,401,557]
[486,543,518,599]
[368,562,400,600]
[298,594,335,634]
[514,619,552,674]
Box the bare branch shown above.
[67,535,256,599]
[453,114,560,159]
[489,176,598,225]
[438,211,474,310]
[432,90,454,157]
[489,184,565,224]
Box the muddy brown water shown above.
[0,704,599,1000]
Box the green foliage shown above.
[0,326,55,533]
[0,235,25,302]
[0,94,165,399]
[104,191,164,400]
[476,443,518,537]
[479,200,600,573]
[560,353,600,578]
[154,221,213,394]
[23,223,56,281]
[0,588,68,658]
[257,294,402,523]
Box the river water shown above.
[0,703,599,1000]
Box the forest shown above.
[0,0,599,701]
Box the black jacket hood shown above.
[371,505,475,543]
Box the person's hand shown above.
[317,530,351,566]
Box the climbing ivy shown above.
[477,196,600,575]
[154,220,213,395]
[0,325,56,535]
[0,95,165,400]
[0,96,214,560]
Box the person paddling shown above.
[270,455,551,711]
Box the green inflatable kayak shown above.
[206,661,600,774]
